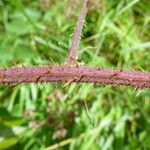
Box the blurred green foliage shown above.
[0,0,150,149]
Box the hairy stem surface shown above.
[67,0,87,64]
[0,65,150,88]
[0,0,149,89]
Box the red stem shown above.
[0,0,149,89]
[0,65,150,88]
[67,0,87,64]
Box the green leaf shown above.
[0,108,25,149]
[0,125,25,150]
[0,46,13,61]
[13,45,36,59]
[6,19,31,35]
[24,8,41,21]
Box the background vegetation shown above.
[0,0,150,149]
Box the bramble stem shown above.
[0,65,150,88]
[0,0,149,89]
[67,0,87,64]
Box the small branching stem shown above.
[67,0,87,64]
[0,65,150,88]
[0,0,149,89]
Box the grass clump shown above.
[0,0,150,149]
